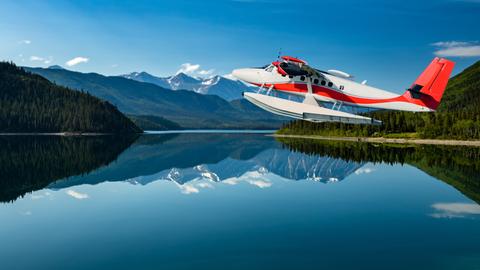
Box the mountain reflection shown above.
[2,133,480,204]
[48,134,364,189]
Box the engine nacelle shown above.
[327,69,354,79]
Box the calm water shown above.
[1,133,480,270]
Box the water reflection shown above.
[0,135,137,202]
[430,202,480,219]
[279,137,480,203]
[2,133,480,270]
[1,133,480,204]
[48,134,365,191]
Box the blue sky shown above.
[1,0,479,92]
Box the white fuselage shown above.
[232,65,432,112]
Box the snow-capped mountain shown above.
[121,71,171,89]
[47,65,65,70]
[121,71,255,101]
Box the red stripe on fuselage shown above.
[252,82,429,108]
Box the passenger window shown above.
[339,85,344,90]
[313,79,319,84]
[300,76,305,81]
[289,75,293,79]
[321,80,326,86]
[328,82,333,87]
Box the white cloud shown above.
[20,210,32,216]
[432,41,480,57]
[66,189,89,200]
[176,63,215,77]
[177,63,200,74]
[430,202,480,218]
[179,184,199,194]
[30,56,44,61]
[223,178,240,185]
[197,182,214,189]
[18,40,31,45]
[29,55,53,64]
[431,41,470,47]
[198,69,214,76]
[223,170,272,188]
[248,179,272,188]
[66,57,89,67]
[176,179,214,195]
[355,167,376,175]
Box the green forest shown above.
[278,60,480,140]
[0,62,142,133]
[128,114,182,130]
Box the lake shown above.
[1,132,480,270]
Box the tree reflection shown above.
[278,137,480,203]
[0,135,137,203]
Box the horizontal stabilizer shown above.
[243,92,381,125]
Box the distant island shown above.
[0,62,141,133]
[278,60,480,140]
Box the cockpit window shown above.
[265,65,274,72]
[279,62,309,76]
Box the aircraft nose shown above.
[232,68,260,84]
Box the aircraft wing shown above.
[244,92,381,125]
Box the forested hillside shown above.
[278,60,480,140]
[0,62,141,133]
[128,115,182,130]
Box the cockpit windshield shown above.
[265,64,274,72]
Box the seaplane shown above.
[232,56,455,125]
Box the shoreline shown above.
[0,129,277,136]
[0,132,127,136]
[272,134,480,147]
[144,129,276,134]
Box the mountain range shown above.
[121,71,254,101]
[25,66,286,129]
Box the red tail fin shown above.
[403,57,455,110]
